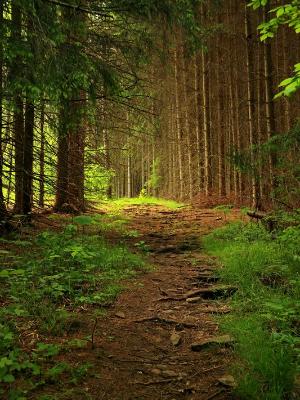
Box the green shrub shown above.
[0,223,146,398]
[204,220,300,399]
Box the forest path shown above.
[83,205,236,400]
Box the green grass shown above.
[101,196,184,212]
[0,221,147,399]
[203,221,300,400]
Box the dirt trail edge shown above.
[85,206,236,400]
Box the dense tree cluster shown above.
[0,0,299,225]
[115,0,300,208]
[0,0,201,220]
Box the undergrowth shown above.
[204,220,300,400]
[102,196,184,212]
[0,217,146,399]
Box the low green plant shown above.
[134,240,151,253]
[103,196,184,212]
[214,204,234,220]
[0,221,146,399]
[204,219,300,399]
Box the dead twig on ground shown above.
[134,315,197,328]
[206,389,225,400]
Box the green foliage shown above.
[214,204,234,220]
[249,0,300,97]
[204,220,300,399]
[275,63,300,98]
[0,221,145,398]
[73,215,94,226]
[231,121,300,206]
[105,196,184,211]
[134,240,151,253]
[85,164,114,200]
[144,157,162,195]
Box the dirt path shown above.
[72,205,235,400]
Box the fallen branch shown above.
[247,211,266,220]
[135,377,182,386]
[134,316,196,328]
[157,296,184,302]
[159,285,237,301]
[91,317,98,349]
[206,389,225,400]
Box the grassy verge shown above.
[203,221,300,400]
[0,215,146,399]
[100,196,184,212]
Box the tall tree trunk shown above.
[201,47,212,196]
[55,5,86,213]
[0,0,7,219]
[245,1,260,208]
[282,28,291,131]
[39,101,45,207]
[103,129,112,199]
[55,107,69,210]
[127,153,132,198]
[263,5,277,192]
[174,48,184,200]
[217,42,226,197]
[12,3,25,214]
[22,99,34,215]
[68,93,86,211]
[182,49,194,200]
[194,53,203,192]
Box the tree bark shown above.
[39,101,45,208]
[174,48,184,200]
[0,0,7,219]
[55,107,69,210]
[67,94,86,211]
[201,47,212,196]
[245,1,260,208]
[181,48,194,200]
[22,99,34,215]
[217,40,226,197]
[263,5,277,192]
[12,3,25,214]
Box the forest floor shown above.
[1,203,244,400]
[52,204,240,400]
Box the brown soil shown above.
[57,205,238,400]
[33,205,241,400]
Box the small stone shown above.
[115,312,126,319]
[186,296,202,303]
[151,368,161,376]
[191,335,234,351]
[156,364,168,370]
[170,332,182,346]
[218,375,237,388]
[162,370,178,378]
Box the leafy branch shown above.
[249,0,300,97]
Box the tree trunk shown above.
[68,94,86,211]
[54,5,86,213]
[245,1,260,208]
[194,53,203,192]
[39,101,45,207]
[181,49,193,200]
[127,153,132,198]
[201,47,212,196]
[174,48,184,200]
[263,5,277,192]
[22,99,34,215]
[55,107,69,211]
[0,0,7,219]
[217,42,226,197]
[12,3,25,214]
